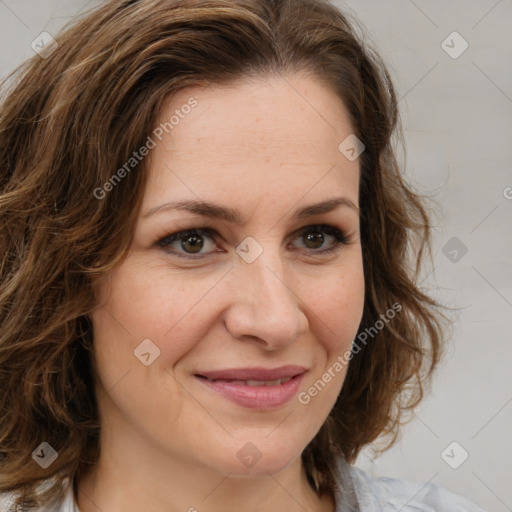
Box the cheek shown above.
[91,262,224,370]
[301,270,364,411]
[306,264,365,349]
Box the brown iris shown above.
[181,234,204,254]
[303,230,324,249]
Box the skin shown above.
[77,72,365,512]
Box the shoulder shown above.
[0,493,13,512]
[0,477,75,512]
[334,457,486,512]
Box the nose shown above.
[223,247,309,350]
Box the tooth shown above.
[246,380,264,386]
[245,378,293,386]
[212,377,294,386]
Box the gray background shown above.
[1,1,510,510]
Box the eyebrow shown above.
[141,196,359,224]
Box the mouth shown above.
[193,366,307,410]
[194,365,307,382]
[195,375,294,386]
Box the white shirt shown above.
[333,457,486,511]
[1,456,486,511]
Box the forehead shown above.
[143,73,360,212]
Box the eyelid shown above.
[157,226,217,252]
[293,224,348,246]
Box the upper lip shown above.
[196,365,307,381]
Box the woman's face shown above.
[90,73,365,478]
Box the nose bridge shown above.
[225,243,306,346]
[249,252,291,307]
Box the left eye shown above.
[157,224,348,258]
[292,225,348,253]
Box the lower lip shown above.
[195,373,306,410]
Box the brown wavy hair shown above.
[0,0,448,508]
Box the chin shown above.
[209,438,303,478]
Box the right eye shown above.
[157,227,220,259]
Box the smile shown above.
[202,376,293,386]
[194,367,307,410]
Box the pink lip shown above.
[194,366,307,410]
[195,373,306,410]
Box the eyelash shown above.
[156,224,350,260]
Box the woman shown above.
[0,0,485,510]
